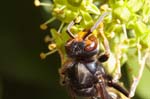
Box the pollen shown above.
[53,8,64,14]
[44,35,53,43]
[34,0,40,7]
[40,49,57,59]
[40,17,56,30]
[34,0,51,7]
[40,52,47,59]
[40,24,48,30]
[48,43,56,50]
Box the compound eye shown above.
[84,35,97,52]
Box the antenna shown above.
[67,20,76,38]
[83,12,110,39]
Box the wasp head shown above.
[65,34,99,59]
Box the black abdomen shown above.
[66,62,99,96]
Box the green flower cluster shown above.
[35,0,150,98]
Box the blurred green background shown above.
[0,0,150,99]
[0,0,68,99]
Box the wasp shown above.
[60,12,129,99]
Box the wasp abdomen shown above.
[66,62,102,97]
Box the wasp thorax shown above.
[65,35,98,58]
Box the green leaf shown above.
[50,29,67,63]
[51,29,63,48]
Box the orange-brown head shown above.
[65,12,110,59]
[65,32,99,59]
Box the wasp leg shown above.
[97,22,110,62]
[59,67,67,86]
[59,59,74,85]
[96,82,112,99]
[69,94,75,99]
[107,79,129,97]
[69,87,76,99]
[95,73,113,99]
[65,81,76,99]
[98,53,109,63]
